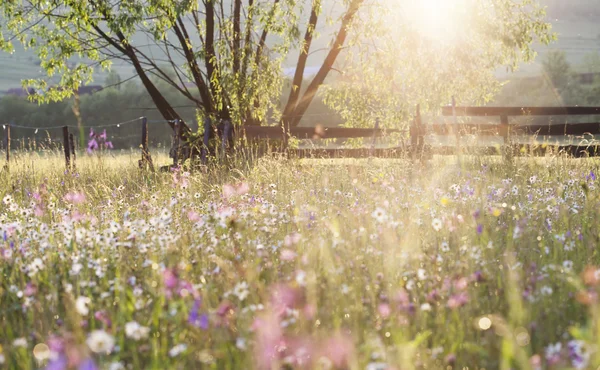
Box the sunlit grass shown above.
[1,151,600,369]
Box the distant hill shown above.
[496,0,600,78]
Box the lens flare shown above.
[402,0,469,43]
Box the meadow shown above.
[1,151,600,369]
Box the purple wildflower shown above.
[78,358,98,370]
[45,354,68,370]
[588,171,596,181]
[188,300,209,330]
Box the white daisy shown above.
[75,296,91,316]
[86,330,115,354]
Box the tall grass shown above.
[1,151,600,369]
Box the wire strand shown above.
[1,117,162,131]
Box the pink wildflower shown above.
[320,332,355,368]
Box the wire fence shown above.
[1,117,179,131]
[0,116,184,152]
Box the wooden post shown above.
[411,104,424,159]
[222,119,234,158]
[140,117,154,171]
[62,126,71,171]
[4,124,10,165]
[173,120,181,168]
[202,116,212,165]
[500,115,511,161]
[370,120,379,157]
[69,133,76,170]
[452,96,462,159]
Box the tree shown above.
[323,0,554,129]
[580,52,600,74]
[0,0,553,144]
[104,70,122,90]
[542,50,571,91]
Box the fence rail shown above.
[441,106,600,116]
[242,126,405,139]
[5,104,600,174]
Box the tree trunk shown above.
[281,0,320,129]
[289,0,364,127]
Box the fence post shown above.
[140,117,154,172]
[500,115,511,162]
[370,119,379,157]
[202,116,212,165]
[3,124,10,170]
[69,133,76,171]
[222,119,234,159]
[411,104,424,159]
[452,97,462,160]
[173,120,181,168]
[62,126,71,172]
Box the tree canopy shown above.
[0,0,554,135]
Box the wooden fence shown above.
[4,105,600,173]
[235,105,600,159]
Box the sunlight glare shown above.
[403,0,469,43]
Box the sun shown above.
[402,0,469,43]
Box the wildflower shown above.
[563,260,574,272]
[71,263,83,275]
[295,270,307,286]
[440,241,450,252]
[378,303,391,318]
[284,232,301,247]
[86,330,115,354]
[568,340,590,369]
[163,268,179,291]
[108,362,125,370]
[2,194,13,205]
[76,296,91,316]
[420,303,432,311]
[94,310,112,328]
[320,333,355,369]
[417,269,427,281]
[77,358,98,370]
[280,249,297,261]
[540,286,553,296]
[432,218,442,231]
[545,342,562,365]
[447,293,469,309]
[233,282,250,301]
[371,207,388,223]
[588,171,596,181]
[13,338,27,347]
[188,299,209,330]
[252,313,283,369]
[236,337,247,351]
[431,347,444,359]
[28,257,45,276]
[582,266,599,286]
[64,192,86,204]
[169,344,188,357]
[124,321,150,340]
[366,363,388,370]
[223,182,250,199]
